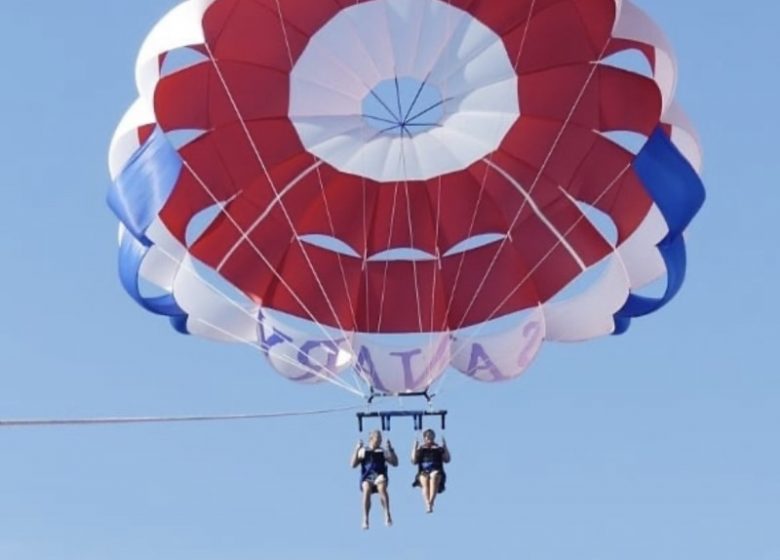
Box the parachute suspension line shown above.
[421,0,459,393]
[453,37,615,333]
[202,44,360,387]
[215,161,323,270]
[427,159,632,400]
[272,0,296,66]
[435,3,608,396]
[195,318,366,397]
[440,0,539,330]
[431,176,443,335]
[133,235,364,396]
[272,0,369,394]
[440,162,633,381]
[482,164,632,326]
[0,405,362,429]
[431,0,541,397]
[374,180,402,332]
[421,175,444,390]
[399,136,426,334]
[484,158,588,267]
[205,47,356,339]
[272,0,360,340]
[180,161,366,397]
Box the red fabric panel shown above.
[497,119,598,194]
[508,233,584,302]
[156,61,290,131]
[476,154,612,292]
[441,241,540,328]
[356,260,447,333]
[159,134,241,243]
[264,243,363,331]
[571,0,616,53]
[294,168,371,254]
[518,64,661,135]
[566,136,652,243]
[363,182,438,256]
[136,124,155,146]
[160,168,221,243]
[155,63,212,131]
[508,193,613,271]
[203,0,304,70]
[511,0,615,74]
[596,67,661,134]
[191,198,294,304]
[425,170,511,254]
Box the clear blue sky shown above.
[0,2,777,559]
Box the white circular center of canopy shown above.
[289,0,521,183]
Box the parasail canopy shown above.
[108,0,705,397]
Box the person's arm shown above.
[411,439,420,464]
[350,440,364,468]
[385,440,399,467]
[441,437,451,463]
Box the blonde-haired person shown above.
[411,429,451,513]
[350,430,398,529]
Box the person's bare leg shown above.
[428,471,442,513]
[376,481,392,526]
[361,482,372,530]
[418,473,432,513]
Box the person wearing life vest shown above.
[350,430,398,529]
[411,428,451,513]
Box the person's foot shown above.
[385,514,393,527]
[362,519,369,530]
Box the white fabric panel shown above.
[613,1,678,112]
[616,204,669,289]
[613,0,704,179]
[292,117,369,148]
[451,308,546,382]
[260,311,355,384]
[135,0,215,101]
[397,1,465,79]
[341,0,401,80]
[429,40,516,98]
[137,220,186,290]
[144,221,260,344]
[108,99,155,180]
[664,101,704,172]
[384,0,433,77]
[352,332,452,393]
[542,256,630,341]
[289,79,365,118]
[376,134,459,181]
[289,0,520,182]
[452,79,520,113]
[111,0,215,179]
[175,255,260,344]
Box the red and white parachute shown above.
[108,0,705,397]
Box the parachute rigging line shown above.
[109,0,705,394]
[124,236,366,397]
[0,405,361,429]
[180,161,368,397]
[455,37,615,332]
[200,33,374,392]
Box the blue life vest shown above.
[360,448,388,482]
